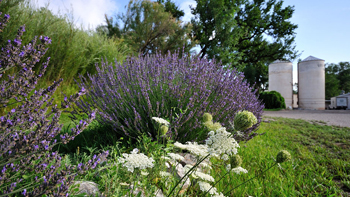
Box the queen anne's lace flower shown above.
[167,153,185,161]
[231,166,248,174]
[192,171,215,182]
[213,192,226,197]
[152,117,170,126]
[198,181,217,195]
[118,149,155,173]
[174,141,209,157]
[205,127,239,157]
[159,171,172,177]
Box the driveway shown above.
[263,109,350,128]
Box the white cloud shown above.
[33,0,120,30]
[180,0,196,22]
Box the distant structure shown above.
[268,60,293,108]
[298,56,325,110]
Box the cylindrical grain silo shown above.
[298,56,325,110]
[268,60,293,108]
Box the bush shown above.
[259,91,286,109]
[0,5,108,196]
[72,52,264,143]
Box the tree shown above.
[325,62,350,99]
[99,0,195,56]
[156,0,184,20]
[191,0,298,91]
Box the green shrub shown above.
[259,91,286,109]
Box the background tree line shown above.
[325,62,350,99]
[97,0,299,92]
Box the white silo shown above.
[268,60,293,108]
[298,56,325,110]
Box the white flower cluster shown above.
[231,166,248,175]
[205,127,240,159]
[198,181,226,196]
[167,153,185,161]
[174,141,209,157]
[159,171,172,177]
[152,117,170,126]
[118,148,155,173]
[192,171,215,182]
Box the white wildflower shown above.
[165,162,170,168]
[226,164,231,171]
[141,170,149,176]
[198,181,217,195]
[118,151,155,173]
[193,171,215,182]
[174,141,209,157]
[199,162,212,170]
[174,141,188,149]
[152,117,170,126]
[131,148,139,154]
[213,192,226,197]
[167,153,185,161]
[231,167,248,174]
[159,171,172,177]
[205,127,240,157]
[161,156,171,161]
[221,154,229,161]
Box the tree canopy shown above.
[98,0,195,56]
[325,62,350,99]
[191,0,299,91]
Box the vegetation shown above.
[0,0,131,116]
[54,113,350,196]
[0,6,108,195]
[191,0,299,91]
[99,0,195,56]
[70,51,264,143]
[325,62,350,99]
[259,90,286,109]
[2,0,350,196]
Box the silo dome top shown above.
[301,56,324,62]
[271,59,291,64]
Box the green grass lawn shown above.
[56,112,350,196]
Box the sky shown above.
[34,0,350,83]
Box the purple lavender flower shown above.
[73,51,264,142]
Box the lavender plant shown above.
[73,51,264,143]
[0,4,108,196]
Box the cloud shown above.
[180,0,196,22]
[33,0,120,30]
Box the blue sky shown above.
[35,0,350,83]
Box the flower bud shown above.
[230,154,242,168]
[203,120,222,131]
[233,110,257,131]
[202,112,213,122]
[160,125,169,135]
[276,150,291,163]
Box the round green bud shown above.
[230,154,242,168]
[233,110,258,131]
[203,113,213,122]
[204,121,222,131]
[160,125,169,136]
[276,150,291,163]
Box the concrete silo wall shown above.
[298,57,325,110]
[268,61,293,108]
